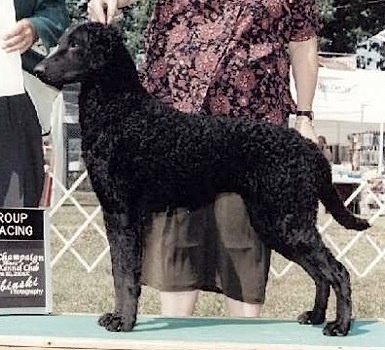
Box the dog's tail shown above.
[318,157,370,231]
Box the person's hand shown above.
[1,19,36,54]
[294,115,318,144]
[88,0,119,25]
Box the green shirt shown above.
[14,0,69,73]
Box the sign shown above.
[0,208,51,314]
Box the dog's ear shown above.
[84,23,125,70]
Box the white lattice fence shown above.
[49,171,108,272]
[270,180,385,278]
[48,170,385,278]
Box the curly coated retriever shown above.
[35,23,370,336]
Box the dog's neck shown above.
[84,45,144,95]
[78,44,154,135]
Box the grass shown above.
[50,191,385,320]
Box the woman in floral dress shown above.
[88,0,320,317]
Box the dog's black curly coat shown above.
[35,22,370,336]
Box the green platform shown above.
[0,315,383,349]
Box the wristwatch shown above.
[296,110,314,120]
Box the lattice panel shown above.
[49,171,109,273]
[47,171,385,278]
[270,180,385,278]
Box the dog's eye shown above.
[69,42,80,51]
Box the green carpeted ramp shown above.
[0,315,383,349]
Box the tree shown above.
[118,0,156,57]
[66,0,88,24]
[317,0,385,53]
[66,0,385,55]
[65,0,156,59]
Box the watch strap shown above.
[296,110,314,120]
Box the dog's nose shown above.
[33,63,46,77]
[33,63,63,90]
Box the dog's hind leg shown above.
[243,201,330,325]
[279,234,351,336]
[244,201,351,336]
[258,229,330,326]
[279,226,352,336]
[295,258,330,325]
[244,203,327,324]
[315,250,352,336]
[98,210,142,332]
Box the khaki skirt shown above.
[141,193,271,304]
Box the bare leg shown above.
[160,290,199,316]
[226,297,262,317]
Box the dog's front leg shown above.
[98,211,142,332]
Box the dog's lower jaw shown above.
[323,319,351,336]
[98,312,136,332]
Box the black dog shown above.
[35,23,369,336]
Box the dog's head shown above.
[34,22,127,88]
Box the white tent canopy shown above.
[311,67,385,123]
[291,67,385,171]
[372,29,385,43]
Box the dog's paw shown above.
[353,218,370,231]
[98,312,136,332]
[297,311,325,325]
[322,320,351,336]
[98,313,115,328]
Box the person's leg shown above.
[160,290,199,316]
[0,94,44,207]
[214,193,271,316]
[21,94,44,207]
[0,96,23,207]
[225,297,262,317]
[141,208,208,316]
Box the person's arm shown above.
[28,0,69,51]
[1,19,37,54]
[288,0,321,143]
[323,147,333,162]
[289,36,319,143]
[289,36,318,112]
[88,0,138,24]
[2,0,69,72]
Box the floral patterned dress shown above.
[141,0,320,124]
[140,0,321,303]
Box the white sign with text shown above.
[0,208,51,314]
